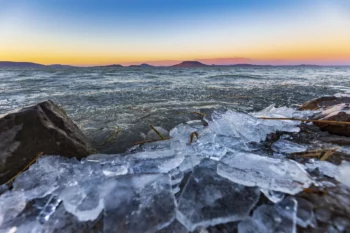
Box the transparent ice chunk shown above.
[260,189,285,203]
[37,195,62,224]
[156,220,188,233]
[176,159,260,232]
[272,139,307,154]
[0,191,26,226]
[59,184,104,222]
[295,197,315,228]
[335,161,350,188]
[217,151,313,194]
[238,197,297,233]
[306,160,338,177]
[103,174,176,233]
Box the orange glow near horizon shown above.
[2,40,350,66]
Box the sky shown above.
[0,0,350,66]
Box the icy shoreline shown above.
[1,105,350,233]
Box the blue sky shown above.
[1,0,350,65]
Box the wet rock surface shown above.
[0,100,96,185]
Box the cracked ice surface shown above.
[103,174,176,233]
[0,107,320,232]
[307,160,350,188]
[238,197,298,233]
[217,151,314,195]
[176,159,260,231]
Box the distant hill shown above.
[48,64,76,68]
[94,64,123,68]
[0,61,46,68]
[172,61,209,67]
[214,64,272,67]
[129,63,154,68]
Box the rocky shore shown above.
[0,94,350,232]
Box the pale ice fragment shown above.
[239,197,297,233]
[37,195,62,224]
[156,220,188,233]
[103,174,176,233]
[335,161,350,188]
[59,185,104,222]
[306,160,338,177]
[176,159,260,232]
[237,218,267,233]
[0,191,26,226]
[295,197,316,228]
[272,139,307,154]
[217,151,313,194]
[260,189,285,203]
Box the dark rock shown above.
[312,103,350,137]
[299,95,350,110]
[0,100,97,185]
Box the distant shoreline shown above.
[0,61,349,69]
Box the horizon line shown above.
[1,59,350,67]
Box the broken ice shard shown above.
[217,151,313,194]
[0,190,26,226]
[103,174,176,233]
[294,197,316,228]
[127,149,184,174]
[156,220,188,233]
[176,159,260,232]
[37,195,62,224]
[272,139,307,154]
[335,161,350,188]
[59,184,104,222]
[208,107,305,145]
[307,160,350,188]
[306,160,338,177]
[238,197,297,233]
[260,189,285,203]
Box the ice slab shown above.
[127,149,184,174]
[209,106,309,145]
[260,189,285,203]
[306,160,338,177]
[0,191,26,226]
[238,197,297,233]
[252,104,315,119]
[217,151,313,194]
[335,161,350,188]
[295,197,315,228]
[176,159,260,232]
[156,220,188,233]
[37,195,62,224]
[307,160,350,188]
[272,139,307,154]
[103,174,176,233]
[59,184,104,222]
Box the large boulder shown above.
[0,100,97,184]
[299,95,350,110]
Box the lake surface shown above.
[1,66,350,152]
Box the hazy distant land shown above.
[0,60,344,68]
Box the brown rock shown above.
[312,103,350,137]
[299,95,350,110]
[0,100,97,184]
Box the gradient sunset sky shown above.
[1,0,350,66]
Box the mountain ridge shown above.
[0,61,345,68]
